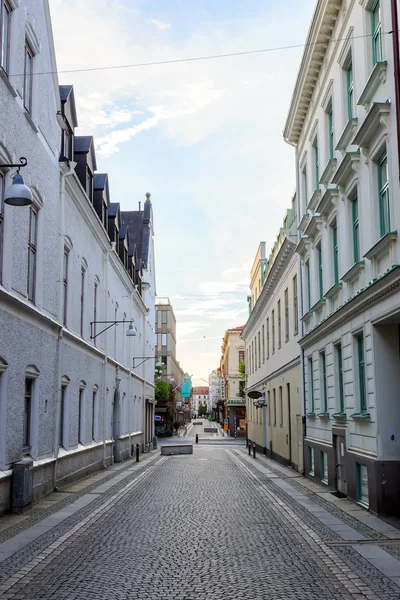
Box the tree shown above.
[237,361,245,399]
[198,403,207,416]
[155,380,171,404]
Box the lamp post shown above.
[90,320,137,340]
[1,158,32,207]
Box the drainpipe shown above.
[295,146,307,476]
[391,0,400,182]
[102,243,115,467]
[53,162,76,490]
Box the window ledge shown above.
[364,232,397,262]
[295,236,311,258]
[316,187,339,219]
[332,412,346,420]
[308,189,322,212]
[310,297,326,313]
[357,499,369,510]
[325,281,342,300]
[304,214,323,241]
[307,412,316,418]
[351,412,371,421]
[301,310,313,323]
[298,212,311,235]
[318,412,330,418]
[357,62,388,110]
[319,159,337,186]
[331,151,360,189]
[353,102,391,150]
[0,67,17,98]
[24,109,39,134]
[335,118,358,153]
[341,261,365,283]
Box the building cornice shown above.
[283,0,342,146]
[242,237,296,339]
[300,265,400,346]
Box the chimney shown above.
[138,201,141,210]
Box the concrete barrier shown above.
[193,421,202,426]
[160,445,193,455]
[203,427,217,433]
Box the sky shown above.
[49,0,316,385]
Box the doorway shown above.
[334,434,347,497]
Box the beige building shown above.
[155,298,186,419]
[242,204,303,472]
[220,327,246,437]
[249,242,266,312]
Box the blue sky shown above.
[50,0,316,383]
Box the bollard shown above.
[195,433,199,444]
[253,441,256,459]
[248,440,251,456]
[136,443,140,462]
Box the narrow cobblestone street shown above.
[1,441,400,600]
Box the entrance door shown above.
[112,390,120,462]
[335,435,347,496]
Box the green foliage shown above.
[198,403,207,416]
[238,361,245,379]
[155,380,171,403]
[155,361,165,381]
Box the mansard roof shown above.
[121,197,153,270]
[59,84,78,129]
[74,136,97,171]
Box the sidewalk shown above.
[238,446,400,537]
[0,449,160,547]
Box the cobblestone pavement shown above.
[1,446,400,599]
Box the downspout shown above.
[295,146,307,476]
[53,162,75,490]
[391,0,400,182]
[102,243,114,467]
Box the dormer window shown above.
[62,126,73,161]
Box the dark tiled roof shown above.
[94,173,108,190]
[121,199,153,270]
[74,136,93,153]
[59,85,73,102]
[119,224,128,239]
[108,202,120,218]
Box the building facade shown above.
[243,208,303,471]
[192,386,209,416]
[284,0,400,514]
[220,327,246,437]
[208,369,220,416]
[0,2,156,515]
[155,298,187,423]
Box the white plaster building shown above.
[0,2,156,515]
[284,0,400,514]
[192,387,209,416]
[242,207,303,471]
[208,370,220,415]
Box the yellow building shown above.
[220,327,246,437]
[242,202,303,472]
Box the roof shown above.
[94,173,108,190]
[74,136,93,153]
[192,387,209,395]
[121,197,153,269]
[227,326,244,332]
[108,202,120,218]
[59,85,73,103]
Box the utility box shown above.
[12,457,33,513]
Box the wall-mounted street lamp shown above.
[2,158,32,207]
[133,356,163,369]
[248,390,266,409]
[90,320,137,340]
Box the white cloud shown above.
[150,19,171,31]
[95,116,159,155]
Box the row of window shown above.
[301,1,383,208]
[247,276,299,376]
[248,383,291,429]
[307,332,367,418]
[304,150,389,312]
